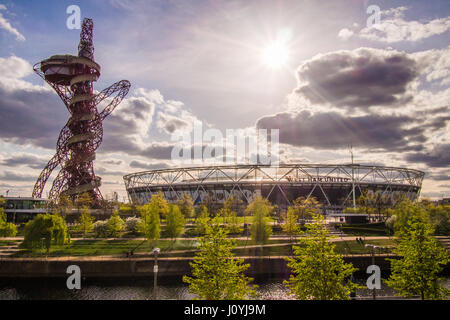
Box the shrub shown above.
[0,210,17,237]
[93,220,109,238]
[21,214,69,253]
[125,216,141,234]
[107,211,124,238]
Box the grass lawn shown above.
[11,239,200,257]
[0,240,19,246]
[10,237,396,258]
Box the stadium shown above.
[123,163,425,214]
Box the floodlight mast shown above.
[32,18,131,207]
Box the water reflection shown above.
[0,277,448,300]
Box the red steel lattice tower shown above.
[32,18,130,206]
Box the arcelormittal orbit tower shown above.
[32,18,130,206]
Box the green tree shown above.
[221,208,241,234]
[165,204,186,240]
[427,204,450,235]
[282,207,301,243]
[107,211,124,238]
[76,206,94,236]
[138,203,161,245]
[177,193,194,218]
[246,196,273,244]
[57,194,73,217]
[195,206,211,236]
[149,191,170,217]
[0,209,17,237]
[392,199,429,232]
[292,196,321,223]
[75,192,93,209]
[223,194,244,214]
[21,214,69,253]
[385,216,450,300]
[183,215,257,300]
[284,213,360,300]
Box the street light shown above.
[365,244,379,300]
[152,247,160,300]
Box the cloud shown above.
[0,154,48,169]
[0,7,25,41]
[257,110,424,151]
[293,48,418,109]
[405,144,450,168]
[413,46,450,87]
[358,7,450,43]
[156,113,190,134]
[129,160,169,170]
[0,56,67,149]
[103,159,123,165]
[337,28,354,40]
[0,170,36,182]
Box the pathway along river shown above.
[0,276,449,300]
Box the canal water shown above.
[1,276,448,300]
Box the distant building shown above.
[1,197,49,223]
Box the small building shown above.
[1,197,49,223]
[328,213,369,224]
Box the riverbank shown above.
[0,254,403,278]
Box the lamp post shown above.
[365,244,379,300]
[152,247,160,300]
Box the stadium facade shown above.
[123,164,424,213]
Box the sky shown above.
[0,0,449,201]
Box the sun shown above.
[261,42,289,69]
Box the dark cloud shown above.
[428,172,450,181]
[425,115,450,131]
[0,84,67,149]
[129,160,169,170]
[257,110,425,151]
[0,170,37,182]
[1,154,47,169]
[294,48,418,109]
[405,144,450,167]
[103,159,123,165]
[157,113,189,134]
[96,167,125,176]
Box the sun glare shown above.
[261,29,291,69]
[261,42,289,69]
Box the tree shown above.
[21,214,69,253]
[107,211,124,238]
[75,192,93,209]
[223,194,244,214]
[281,207,300,243]
[202,192,218,217]
[195,206,211,236]
[245,196,273,245]
[165,204,186,240]
[220,208,241,234]
[385,216,450,300]
[284,213,360,300]
[0,209,17,237]
[183,215,257,300]
[427,204,450,235]
[292,196,321,223]
[138,203,161,245]
[76,206,94,237]
[57,194,73,217]
[177,193,194,218]
[391,199,429,232]
[150,191,170,217]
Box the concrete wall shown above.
[0,255,402,279]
